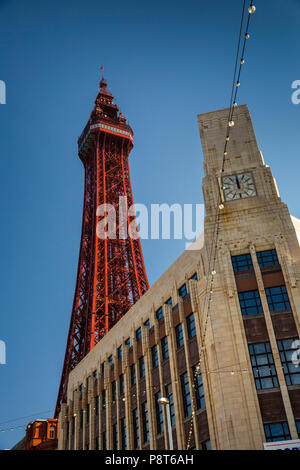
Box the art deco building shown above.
[58,105,300,450]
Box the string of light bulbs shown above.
[186,0,256,450]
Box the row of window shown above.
[77,313,197,400]
[231,249,279,273]
[72,365,206,449]
[155,273,198,321]
[238,285,291,316]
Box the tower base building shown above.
[58,105,300,450]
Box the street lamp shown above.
[157,397,174,450]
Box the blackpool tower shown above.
[55,72,149,417]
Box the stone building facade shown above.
[58,105,300,450]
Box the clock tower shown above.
[197,105,300,449]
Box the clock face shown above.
[222,172,256,201]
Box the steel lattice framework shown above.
[55,75,149,417]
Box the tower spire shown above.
[55,72,149,417]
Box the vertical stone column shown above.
[178,296,200,449]
[104,361,112,449]
[164,303,185,449]
[74,389,80,450]
[123,341,131,450]
[88,376,95,450]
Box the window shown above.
[101,362,105,375]
[49,426,55,439]
[136,327,142,341]
[249,342,279,390]
[102,389,106,409]
[155,392,164,434]
[238,290,263,316]
[142,402,149,444]
[231,254,253,272]
[264,422,291,442]
[296,420,300,438]
[80,409,83,429]
[180,372,192,417]
[120,417,127,450]
[112,381,116,401]
[93,370,98,380]
[144,319,150,328]
[187,313,196,338]
[202,440,211,450]
[132,409,140,449]
[119,374,124,395]
[112,423,118,449]
[95,396,99,415]
[266,285,291,312]
[257,249,279,268]
[79,383,83,393]
[190,272,198,281]
[277,338,300,386]
[165,297,172,306]
[178,283,187,297]
[165,384,175,427]
[125,337,131,347]
[95,436,99,450]
[131,364,136,386]
[151,345,159,368]
[102,431,107,450]
[156,307,163,321]
[117,346,122,360]
[175,323,184,348]
[139,356,145,378]
[161,336,169,359]
[193,366,205,409]
[108,354,113,364]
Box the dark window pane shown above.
[156,307,163,321]
[175,323,184,348]
[155,392,164,434]
[178,284,187,298]
[139,356,145,378]
[187,313,196,338]
[132,409,140,449]
[238,290,263,316]
[165,384,175,427]
[277,338,300,386]
[151,345,159,368]
[142,402,149,444]
[180,372,192,417]
[136,327,142,341]
[249,342,279,390]
[161,336,169,359]
[257,249,279,268]
[231,254,253,272]
[264,422,291,442]
[266,285,291,312]
[193,366,205,409]
[131,364,136,386]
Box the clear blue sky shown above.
[0,0,299,449]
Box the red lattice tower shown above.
[55,73,149,417]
